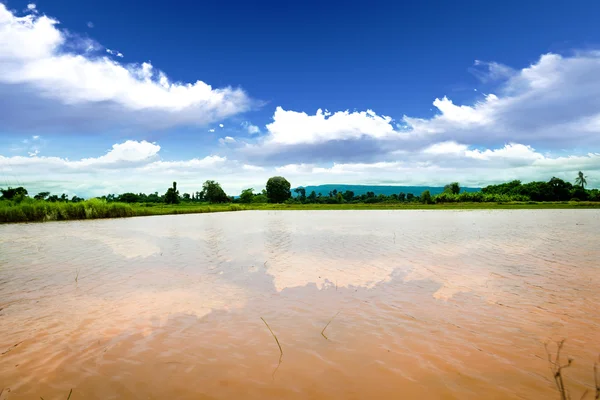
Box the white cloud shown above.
[423,141,469,155]
[1,139,599,198]
[242,121,260,134]
[265,107,398,145]
[470,60,515,83]
[105,48,124,58]
[208,128,215,132]
[0,4,251,130]
[242,164,264,172]
[218,136,236,145]
[87,21,94,28]
[241,51,600,169]
[75,140,161,167]
[32,135,40,140]
[27,4,36,10]
[219,124,224,128]
[465,143,543,162]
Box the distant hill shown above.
[293,184,481,197]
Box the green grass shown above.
[2,199,600,223]
[242,201,600,210]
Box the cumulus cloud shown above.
[219,124,224,128]
[239,51,600,168]
[403,53,600,149]
[87,21,94,28]
[265,107,397,145]
[0,4,251,131]
[218,136,236,145]
[241,121,260,134]
[1,139,599,197]
[0,140,262,197]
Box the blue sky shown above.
[1,0,600,197]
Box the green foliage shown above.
[164,181,180,204]
[119,192,139,203]
[444,182,461,195]
[266,176,291,203]
[0,186,28,200]
[575,171,587,188]
[293,187,306,201]
[239,188,254,203]
[0,198,134,223]
[34,191,50,200]
[251,194,268,203]
[421,190,433,204]
[200,180,229,203]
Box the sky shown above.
[1,0,600,197]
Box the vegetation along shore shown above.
[1,172,598,223]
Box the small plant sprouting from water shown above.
[40,388,72,400]
[260,317,283,360]
[260,317,283,378]
[544,340,599,400]
[594,356,600,400]
[545,339,573,400]
[321,311,340,340]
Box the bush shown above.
[0,198,134,223]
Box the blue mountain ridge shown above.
[292,184,481,197]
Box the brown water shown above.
[1,210,599,399]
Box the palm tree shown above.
[575,171,587,189]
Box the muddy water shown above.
[1,210,599,399]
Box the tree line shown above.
[1,171,597,205]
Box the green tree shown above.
[164,181,180,204]
[201,180,229,203]
[294,187,306,202]
[548,177,572,201]
[444,182,461,195]
[34,191,50,200]
[342,190,355,202]
[570,186,588,201]
[575,171,587,189]
[239,188,254,203]
[266,176,291,203]
[119,192,139,203]
[336,192,344,203]
[421,190,432,204]
[252,194,268,203]
[398,192,406,202]
[0,186,28,200]
[406,193,415,202]
[307,190,317,203]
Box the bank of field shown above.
[2,199,600,223]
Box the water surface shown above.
[1,210,599,399]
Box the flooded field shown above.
[1,210,599,399]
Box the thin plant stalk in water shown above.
[260,317,283,377]
[321,311,340,340]
[40,388,72,400]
